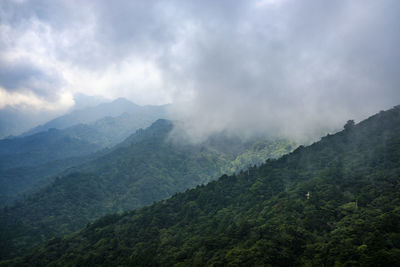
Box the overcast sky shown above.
[1,0,399,140]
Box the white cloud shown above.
[0,87,73,110]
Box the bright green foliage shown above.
[0,119,294,260]
[3,106,400,266]
[224,139,296,173]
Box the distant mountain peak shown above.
[20,98,164,137]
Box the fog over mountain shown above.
[1,0,399,140]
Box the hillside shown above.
[18,98,170,149]
[0,101,170,205]
[0,127,104,206]
[5,106,400,266]
[0,154,101,206]
[0,127,101,168]
[0,119,294,260]
[0,101,169,170]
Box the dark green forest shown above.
[0,119,294,260]
[2,106,399,266]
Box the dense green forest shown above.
[3,106,399,266]
[0,154,99,206]
[0,129,103,206]
[0,119,294,260]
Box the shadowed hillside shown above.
[0,119,294,260]
[3,106,399,266]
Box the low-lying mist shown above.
[164,0,400,143]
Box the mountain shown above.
[22,98,142,136]
[0,120,295,260]
[5,106,400,266]
[0,155,99,207]
[85,109,169,147]
[0,126,105,206]
[0,100,170,205]
[0,94,109,139]
[0,127,101,168]
[0,100,169,168]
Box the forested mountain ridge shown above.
[0,127,101,168]
[5,106,400,266]
[0,152,103,207]
[0,119,295,260]
[0,128,103,206]
[0,104,169,170]
[0,101,169,206]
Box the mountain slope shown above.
[0,155,99,206]
[7,106,400,266]
[0,127,101,168]
[0,101,170,205]
[0,100,169,169]
[0,127,104,206]
[0,119,295,259]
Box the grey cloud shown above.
[0,0,83,29]
[0,58,62,100]
[165,0,400,141]
[0,60,42,90]
[1,0,399,141]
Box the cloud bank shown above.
[1,0,399,140]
